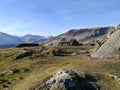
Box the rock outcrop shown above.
[35,69,99,90]
[91,29,120,58]
[35,69,79,90]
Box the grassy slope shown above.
[0,46,119,90]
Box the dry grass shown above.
[0,46,119,90]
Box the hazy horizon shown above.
[0,0,120,36]
[0,25,117,37]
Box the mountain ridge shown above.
[0,26,116,46]
[43,26,115,46]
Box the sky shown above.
[0,0,120,36]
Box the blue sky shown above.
[0,0,120,36]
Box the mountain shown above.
[0,32,46,48]
[0,32,23,45]
[0,26,116,47]
[91,26,120,58]
[43,26,115,46]
[22,34,45,43]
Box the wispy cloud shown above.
[0,21,33,36]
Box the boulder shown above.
[35,69,80,90]
[35,69,100,90]
[91,29,120,58]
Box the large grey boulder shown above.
[35,69,80,90]
[91,29,120,58]
[35,69,100,90]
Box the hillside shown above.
[0,46,119,90]
[43,26,115,46]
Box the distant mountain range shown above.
[0,32,23,45]
[22,34,46,43]
[0,26,116,48]
[0,32,46,48]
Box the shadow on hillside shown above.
[14,51,33,59]
[54,51,72,56]
[77,74,100,90]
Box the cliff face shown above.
[44,26,114,46]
